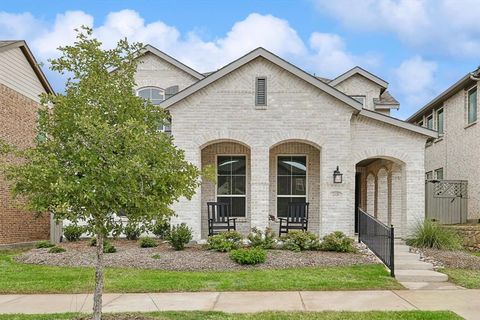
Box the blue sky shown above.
[1,0,479,119]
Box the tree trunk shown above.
[93,231,104,320]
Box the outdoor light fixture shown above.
[333,166,343,183]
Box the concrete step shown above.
[395,245,411,253]
[395,270,448,282]
[394,239,406,244]
[395,252,420,261]
[396,261,434,270]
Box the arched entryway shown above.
[200,140,251,238]
[355,157,405,236]
[268,140,321,235]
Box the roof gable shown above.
[0,40,54,94]
[161,47,363,111]
[141,45,205,80]
[329,66,388,89]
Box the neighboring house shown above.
[0,40,55,246]
[132,45,436,240]
[407,67,480,221]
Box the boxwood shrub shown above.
[230,247,267,265]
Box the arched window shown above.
[136,87,170,133]
[137,87,165,105]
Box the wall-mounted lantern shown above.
[333,166,343,183]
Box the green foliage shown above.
[103,241,116,253]
[151,218,170,239]
[406,219,463,250]
[48,246,66,253]
[139,237,158,248]
[247,227,276,249]
[167,223,192,251]
[0,26,202,243]
[282,231,321,252]
[151,254,161,260]
[63,224,84,242]
[124,223,142,241]
[36,241,55,249]
[89,237,97,247]
[207,231,243,252]
[320,231,357,253]
[229,247,267,265]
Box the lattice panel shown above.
[434,181,467,198]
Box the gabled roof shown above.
[360,109,437,138]
[329,66,388,89]
[406,67,479,122]
[160,47,363,111]
[0,40,54,94]
[140,45,205,80]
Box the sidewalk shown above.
[0,290,479,319]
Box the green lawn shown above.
[440,268,480,289]
[0,311,463,320]
[0,251,402,293]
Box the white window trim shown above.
[215,154,248,218]
[466,85,478,126]
[275,154,308,217]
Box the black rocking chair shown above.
[207,202,237,236]
[278,202,309,236]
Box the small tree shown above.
[0,27,201,320]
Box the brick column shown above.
[249,146,270,231]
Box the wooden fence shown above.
[425,180,468,224]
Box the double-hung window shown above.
[277,156,307,217]
[217,156,246,217]
[437,108,444,134]
[426,114,433,129]
[468,86,477,124]
[137,87,171,132]
[434,168,444,180]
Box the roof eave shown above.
[329,66,388,88]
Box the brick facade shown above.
[0,83,50,244]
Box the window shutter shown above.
[256,77,267,106]
[165,85,179,100]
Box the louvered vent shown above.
[255,77,267,106]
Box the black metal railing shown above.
[358,208,395,277]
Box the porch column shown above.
[250,146,270,230]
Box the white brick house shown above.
[134,45,437,240]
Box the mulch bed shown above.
[415,247,480,270]
[16,239,379,271]
[76,314,156,320]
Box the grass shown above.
[440,268,480,289]
[0,250,402,293]
[0,311,463,320]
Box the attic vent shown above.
[255,77,267,106]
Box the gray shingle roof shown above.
[374,90,399,106]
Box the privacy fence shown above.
[425,180,468,224]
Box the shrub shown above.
[139,237,158,248]
[151,219,170,239]
[247,227,276,249]
[167,223,192,251]
[103,240,117,253]
[320,231,356,253]
[151,253,161,259]
[89,237,97,247]
[282,231,320,252]
[207,231,243,252]
[406,219,462,250]
[230,247,267,265]
[36,240,55,249]
[63,224,84,242]
[48,246,66,253]
[124,223,142,241]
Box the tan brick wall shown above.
[0,83,50,244]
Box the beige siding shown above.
[0,48,46,102]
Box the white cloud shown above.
[314,0,480,57]
[393,55,438,107]
[0,9,378,79]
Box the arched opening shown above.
[200,140,251,238]
[355,157,405,236]
[268,140,321,235]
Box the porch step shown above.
[395,245,411,253]
[395,253,421,261]
[395,270,448,282]
[396,261,434,270]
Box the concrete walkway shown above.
[1,290,479,319]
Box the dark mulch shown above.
[16,239,378,271]
[417,247,480,269]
